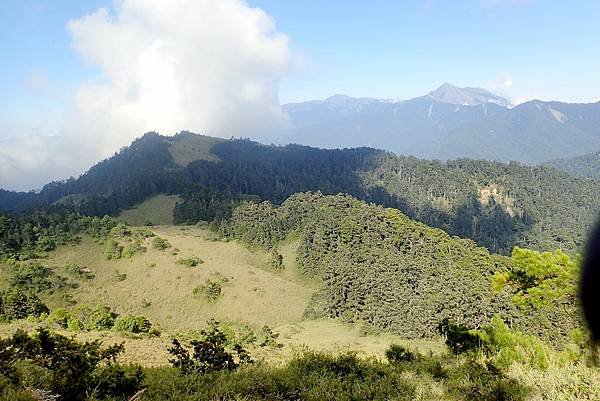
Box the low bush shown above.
[104,239,123,260]
[438,318,481,355]
[0,288,49,321]
[385,344,416,363]
[168,320,251,375]
[114,314,152,334]
[259,325,281,348]
[176,256,203,267]
[64,262,94,280]
[192,280,222,301]
[152,237,171,250]
[121,240,146,258]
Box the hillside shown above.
[280,84,600,163]
[0,189,592,400]
[546,151,600,180]
[1,132,600,255]
[0,223,441,367]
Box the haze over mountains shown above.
[280,83,600,164]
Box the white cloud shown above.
[0,0,293,191]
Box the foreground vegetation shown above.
[1,318,599,401]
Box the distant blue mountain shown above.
[279,83,600,164]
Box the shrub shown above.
[152,237,171,250]
[104,239,123,260]
[193,280,222,301]
[0,289,49,320]
[168,320,251,375]
[64,262,94,280]
[113,269,127,282]
[259,325,281,348]
[0,328,143,400]
[438,318,481,355]
[122,240,146,258]
[46,308,71,328]
[270,248,284,269]
[477,315,550,370]
[176,256,203,267]
[85,305,118,331]
[67,316,83,331]
[385,344,416,363]
[8,262,68,293]
[114,315,152,334]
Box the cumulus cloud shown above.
[0,0,293,191]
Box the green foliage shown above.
[144,350,530,401]
[259,325,281,348]
[477,316,551,370]
[0,289,49,321]
[64,262,94,280]
[168,320,251,375]
[270,248,284,269]
[438,318,481,355]
[223,192,577,340]
[385,344,416,363]
[72,304,119,331]
[104,239,123,260]
[151,236,171,250]
[46,308,71,328]
[121,240,146,258]
[176,256,203,267]
[439,316,552,370]
[192,280,222,301]
[8,263,68,293]
[113,315,152,334]
[493,247,579,308]
[0,328,143,400]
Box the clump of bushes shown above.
[121,240,147,258]
[43,304,156,335]
[104,239,124,260]
[114,315,153,334]
[0,288,49,321]
[168,320,252,375]
[385,344,416,363]
[438,316,552,370]
[176,256,203,267]
[0,328,143,400]
[152,236,171,250]
[438,318,481,355]
[64,262,95,280]
[259,325,281,348]
[270,248,284,269]
[8,262,69,293]
[193,280,222,301]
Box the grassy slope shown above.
[0,226,441,366]
[168,134,223,167]
[118,194,182,225]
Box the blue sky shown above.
[1,0,600,190]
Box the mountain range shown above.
[279,83,600,164]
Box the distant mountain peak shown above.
[427,83,512,108]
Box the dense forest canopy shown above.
[546,151,600,180]
[219,192,579,341]
[1,132,599,254]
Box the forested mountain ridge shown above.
[545,151,600,180]
[2,131,600,254]
[280,84,600,163]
